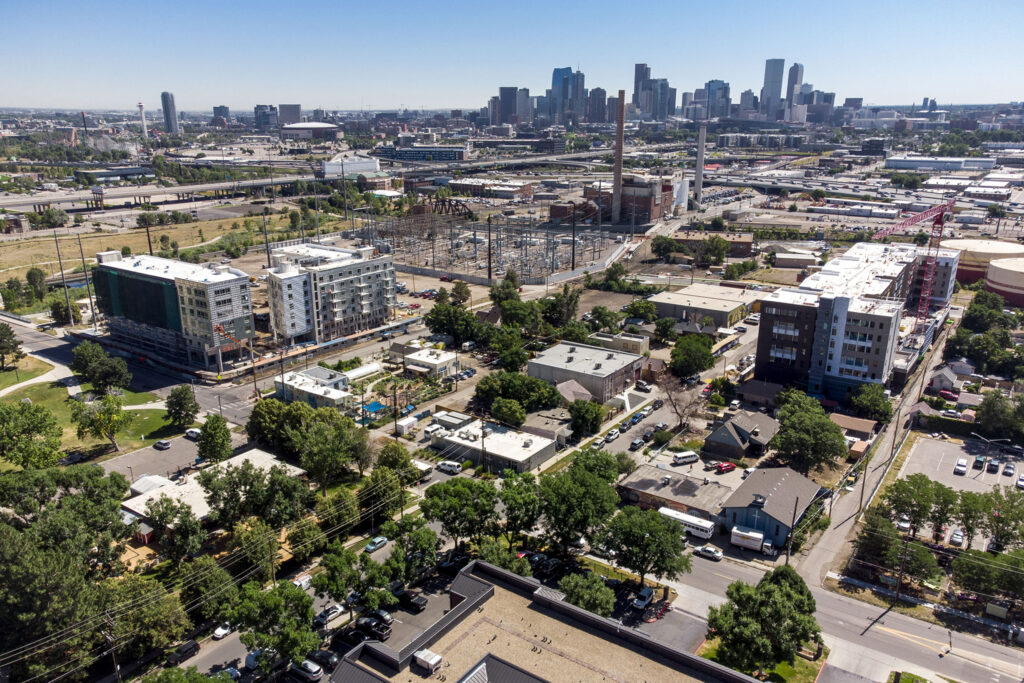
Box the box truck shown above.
[730,526,775,556]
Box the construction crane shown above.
[213,324,260,400]
[872,199,955,330]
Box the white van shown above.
[672,450,699,466]
[437,460,463,475]
[424,424,443,437]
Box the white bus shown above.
[658,507,715,540]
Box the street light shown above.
[971,432,1009,462]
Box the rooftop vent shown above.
[607,353,614,359]
[594,363,602,370]
[568,346,577,353]
[523,439,532,447]
[566,356,574,363]
[661,475,671,486]
[752,493,767,507]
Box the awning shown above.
[406,364,431,374]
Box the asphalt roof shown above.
[722,466,820,525]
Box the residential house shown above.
[927,366,964,395]
[703,411,780,461]
[720,466,821,548]
[617,465,733,521]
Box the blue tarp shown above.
[364,401,386,413]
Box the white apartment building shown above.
[267,244,395,346]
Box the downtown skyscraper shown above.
[160,91,180,135]
[759,59,784,120]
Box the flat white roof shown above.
[437,419,553,463]
[406,348,456,366]
[800,242,957,301]
[650,284,762,312]
[97,254,248,284]
[121,449,305,521]
[277,370,352,401]
[529,342,641,378]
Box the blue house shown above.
[720,467,821,548]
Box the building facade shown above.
[160,91,179,135]
[92,253,252,371]
[267,244,395,346]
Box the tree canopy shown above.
[166,385,200,429]
[421,477,498,548]
[601,506,691,587]
[0,400,62,469]
[769,389,847,474]
[669,335,714,378]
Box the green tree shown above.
[883,473,934,537]
[233,518,280,582]
[0,401,61,469]
[229,580,320,667]
[148,669,234,682]
[88,355,132,394]
[312,540,360,605]
[165,384,200,429]
[246,397,286,449]
[497,470,541,546]
[491,396,526,427]
[539,465,617,548]
[356,553,400,611]
[315,488,359,535]
[376,440,416,483]
[981,485,1024,549]
[489,270,522,306]
[287,517,326,564]
[654,317,678,343]
[568,399,603,437]
[706,566,821,676]
[100,573,189,660]
[601,506,691,587]
[571,446,619,483]
[0,322,25,372]
[450,280,472,306]
[623,299,657,322]
[669,335,714,378]
[180,555,238,623]
[952,549,1002,595]
[25,267,46,301]
[558,572,615,616]
[49,298,82,325]
[977,391,1016,439]
[912,231,929,246]
[381,515,439,583]
[651,235,680,260]
[197,413,233,462]
[769,389,847,474]
[929,483,959,541]
[956,491,988,551]
[358,466,403,521]
[850,383,893,423]
[478,538,533,576]
[294,419,354,492]
[70,394,133,451]
[589,305,622,333]
[421,477,498,548]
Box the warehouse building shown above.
[649,283,762,328]
[267,244,395,346]
[92,253,253,371]
[275,366,356,410]
[884,156,996,172]
[672,230,753,257]
[527,342,642,404]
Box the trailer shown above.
[730,526,775,556]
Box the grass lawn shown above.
[697,639,828,683]
[1,380,181,458]
[887,673,930,683]
[0,356,52,392]
[79,382,160,406]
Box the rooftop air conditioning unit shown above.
[594,363,602,369]
[661,476,671,485]
[568,347,577,353]
[523,439,532,447]
[607,353,614,359]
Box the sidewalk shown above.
[825,572,1017,637]
[0,353,79,398]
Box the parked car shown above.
[605,429,620,442]
[973,456,986,470]
[185,428,202,440]
[307,650,339,673]
[313,604,346,630]
[654,422,668,432]
[398,589,428,612]
[988,459,1002,474]
[716,462,736,474]
[652,399,664,410]
[694,545,724,561]
[631,586,655,610]
[333,628,371,650]
[1006,462,1016,477]
[629,438,644,451]
[635,380,651,393]
[212,623,233,640]
[365,536,388,553]
[949,529,964,547]
[289,659,324,681]
[953,458,968,475]
[642,429,655,442]
[166,640,200,665]
[355,616,391,641]
[154,440,172,451]
[897,515,911,532]
[370,609,394,626]
[1017,473,1024,491]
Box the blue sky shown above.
[3,0,1022,111]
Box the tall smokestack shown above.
[694,123,707,207]
[612,89,625,223]
[137,102,147,144]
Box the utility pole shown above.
[53,231,73,327]
[894,535,910,603]
[392,385,399,435]
[144,222,153,255]
[487,217,493,281]
[786,496,799,565]
[76,234,97,330]
[102,612,123,683]
[569,200,577,270]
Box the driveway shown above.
[100,430,249,482]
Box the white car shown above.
[185,428,202,440]
[212,622,233,640]
[605,429,620,442]
[953,458,968,475]
[1017,474,1024,491]
[694,545,723,561]
[949,529,964,547]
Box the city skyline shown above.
[4,0,1024,111]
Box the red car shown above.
[938,390,959,401]
[702,384,712,396]
[408,303,421,310]
[716,462,736,474]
